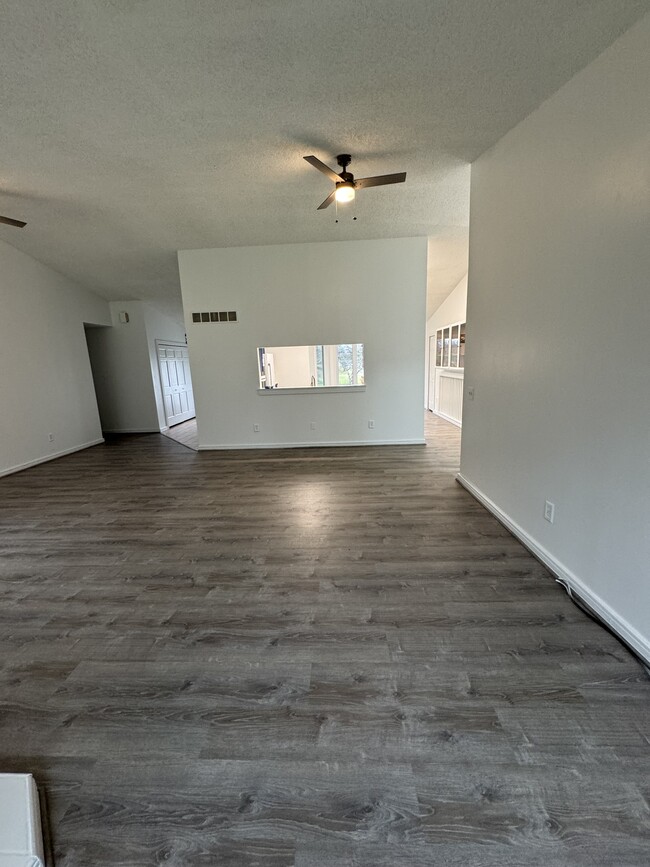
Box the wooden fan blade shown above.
[0,214,26,228]
[355,172,406,189]
[317,190,336,210]
[304,155,341,184]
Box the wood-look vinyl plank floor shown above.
[0,413,648,865]
[161,418,199,451]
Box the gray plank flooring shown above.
[0,414,648,865]
[162,418,199,451]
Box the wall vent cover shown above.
[191,311,238,323]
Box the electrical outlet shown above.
[48,433,54,443]
[544,500,555,524]
[310,422,316,431]
[253,423,260,433]
[368,420,375,429]
[467,386,475,400]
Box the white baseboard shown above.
[456,473,650,667]
[0,773,44,866]
[0,439,105,478]
[198,438,426,450]
[432,410,462,428]
[101,428,160,434]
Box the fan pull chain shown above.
[334,201,358,224]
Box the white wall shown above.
[86,301,160,432]
[86,300,187,433]
[426,274,468,341]
[178,237,427,448]
[460,15,650,660]
[0,238,110,476]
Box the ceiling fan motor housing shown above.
[336,154,354,182]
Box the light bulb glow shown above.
[335,183,355,203]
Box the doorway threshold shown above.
[162,418,198,451]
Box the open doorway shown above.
[156,341,198,450]
[83,322,111,431]
[156,341,195,426]
[427,321,465,427]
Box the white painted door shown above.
[157,343,195,426]
[427,336,437,411]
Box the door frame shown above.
[427,335,437,411]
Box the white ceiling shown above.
[0,1,648,318]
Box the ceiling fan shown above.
[303,153,406,210]
[0,214,26,228]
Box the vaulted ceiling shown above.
[1,1,647,317]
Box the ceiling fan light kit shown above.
[335,182,355,203]
[303,153,406,211]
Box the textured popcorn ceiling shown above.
[0,1,647,317]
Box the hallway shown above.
[0,417,648,865]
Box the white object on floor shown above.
[0,774,45,867]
